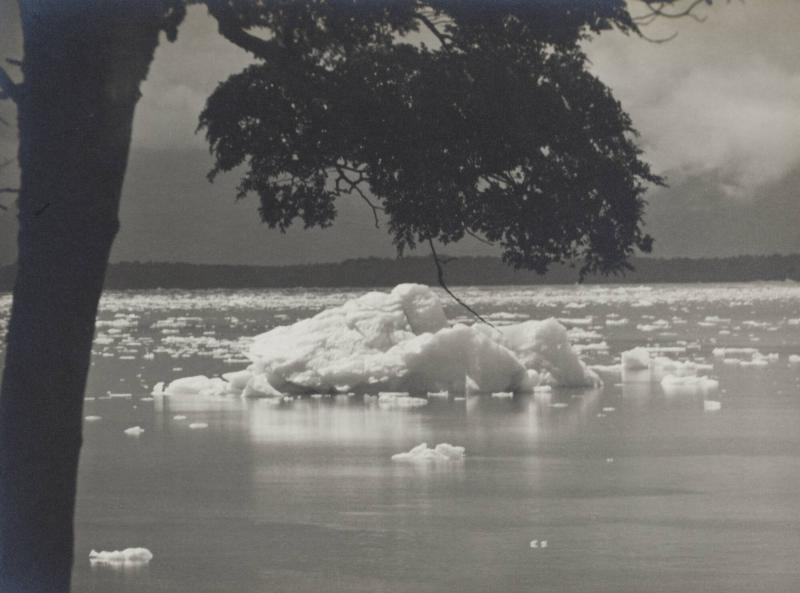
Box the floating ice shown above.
[789,355,800,364]
[188,422,208,429]
[391,442,465,462]
[180,284,602,398]
[621,347,714,384]
[89,548,153,565]
[661,375,719,395]
[164,375,232,397]
[376,393,428,408]
[491,391,514,399]
[703,400,722,411]
[84,415,102,422]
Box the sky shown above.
[1,1,799,266]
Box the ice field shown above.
[1,282,800,593]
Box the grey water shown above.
[2,283,800,593]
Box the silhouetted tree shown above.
[0,1,715,591]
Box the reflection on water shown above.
[2,284,800,592]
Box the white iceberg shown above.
[391,442,465,462]
[243,285,598,396]
[123,426,145,437]
[165,284,600,398]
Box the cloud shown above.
[132,5,253,151]
[587,0,800,199]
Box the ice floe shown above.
[89,548,153,565]
[391,442,465,462]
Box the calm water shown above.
[2,283,800,593]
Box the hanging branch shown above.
[333,165,383,228]
[631,0,712,43]
[634,0,710,23]
[428,238,495,328]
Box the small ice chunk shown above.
[391,442,465,462]
[84,415,102,422]
[788,354,800,364]
[173,415,187,420]
[703,400,722,412]
[188,422,208,429]
[427,390,449,398]
[89,547,153,565]
[491,391,514,399]
[378,393,428,408]
[123,426,144,437]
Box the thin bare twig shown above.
[465,228,493,246]
[333,165,383,229]
[634,0,709,22]
[428,238,495,328]
[0,66,19,103]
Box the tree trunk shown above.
[0,3,162,591]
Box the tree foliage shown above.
[200,0,667,277]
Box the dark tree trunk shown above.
[0,3,162,591]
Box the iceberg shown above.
[166,284,600,398]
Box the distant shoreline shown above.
[1,254,799,291]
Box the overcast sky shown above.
[1,1,799,266]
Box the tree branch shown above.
[631,0,710,43]
[634,0,709,22]
[333,166,382,228]
[414,11,452,48]
[465,228,493,246]
[0,67,19,103]
[428,238,495,328]
[206,1,282,62]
